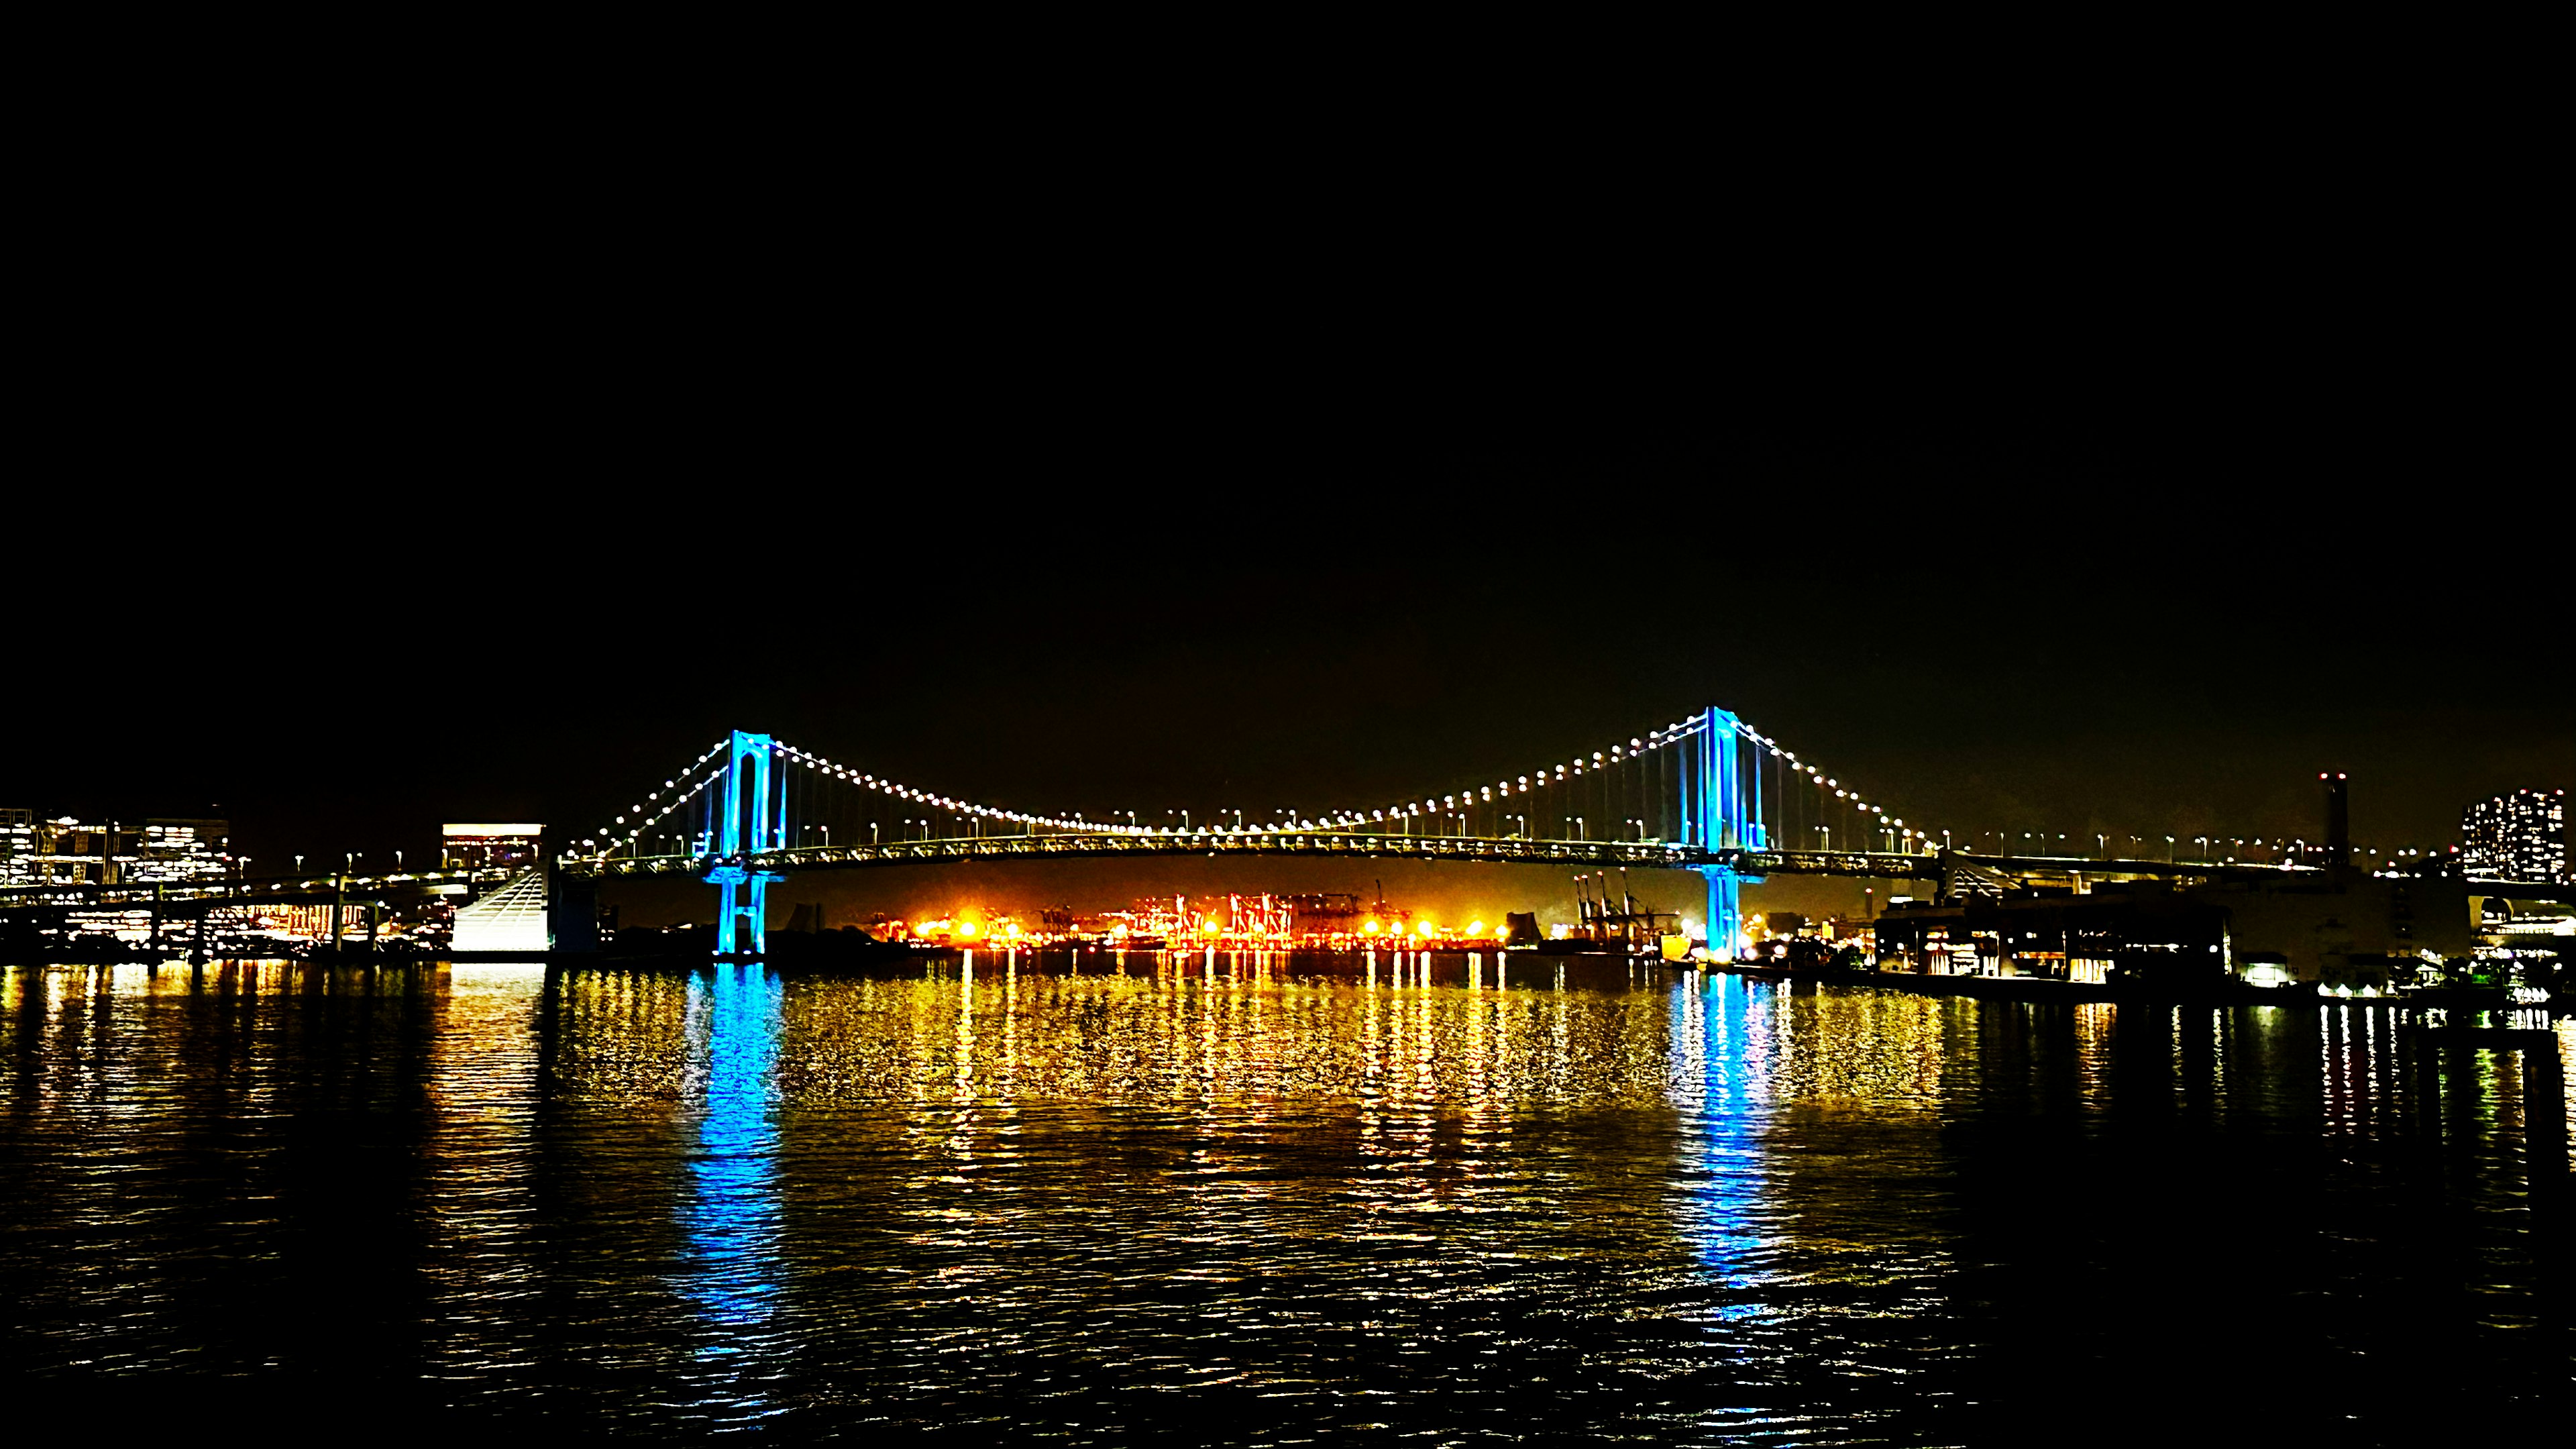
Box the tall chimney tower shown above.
[2322,772,2351,869]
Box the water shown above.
[3,954,2566,1439]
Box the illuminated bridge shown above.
[550,708,2335,957]
[11,704,2471,960]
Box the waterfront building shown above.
[129,818,233,882]
[0,814,230,885]
[2459,788,2567,883]
[0,809,33,885]
[1873,870,2474,991]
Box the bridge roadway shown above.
[15,838,2534,912]
[572,837,2369,892]
[570,830,1946,881]
[0,867,502,914]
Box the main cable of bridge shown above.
[770,740,1132,839]
[586,739,731,861]
[581,707,1950,868]
[1281,710,1941,859]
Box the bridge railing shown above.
[1734,849,1944,881]
[562,830,2004,880]
[568,830,1730,878]
[0,867,500,911]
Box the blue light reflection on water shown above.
[1672,969,1776,1320]
[677,963,786,1403]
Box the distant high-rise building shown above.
[2459,788,2567,883]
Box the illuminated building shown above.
[442,823,544,871]
[1874,869,2475,991]
[2459,788,2567,883]
[129,818,232,882]
[0,814,229,885]
[0,809,33,885]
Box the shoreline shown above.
[1,948,2557,1015]
[1699,960,2544,1012]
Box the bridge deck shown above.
[563,833,1945,881]
[0,867,499,912]
[11,841,2500,914]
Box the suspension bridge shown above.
[556,706,2249,957]
[7,704,2431,961]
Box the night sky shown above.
[14,278,2567,926]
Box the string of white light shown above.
[595,718,1947,859]
[588,741,731,859]
[1731,721,1939,850]
[1303,711,1942,849]
[771,741,1126,836]
[1280,716,1723,835]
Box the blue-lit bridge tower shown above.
[1688,706,1765,957]
[706,729,786,957]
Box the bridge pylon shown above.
[1688,706,1766,959]
[707,729,786,956]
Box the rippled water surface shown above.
[3,955,2567,1440]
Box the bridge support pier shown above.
[706,865,783,957]
[702,729,787,957]
[1699,867,1746,961]
[1686,706,1768,961]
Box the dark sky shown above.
[14,444,2563,881]
[13,241,2565,900]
